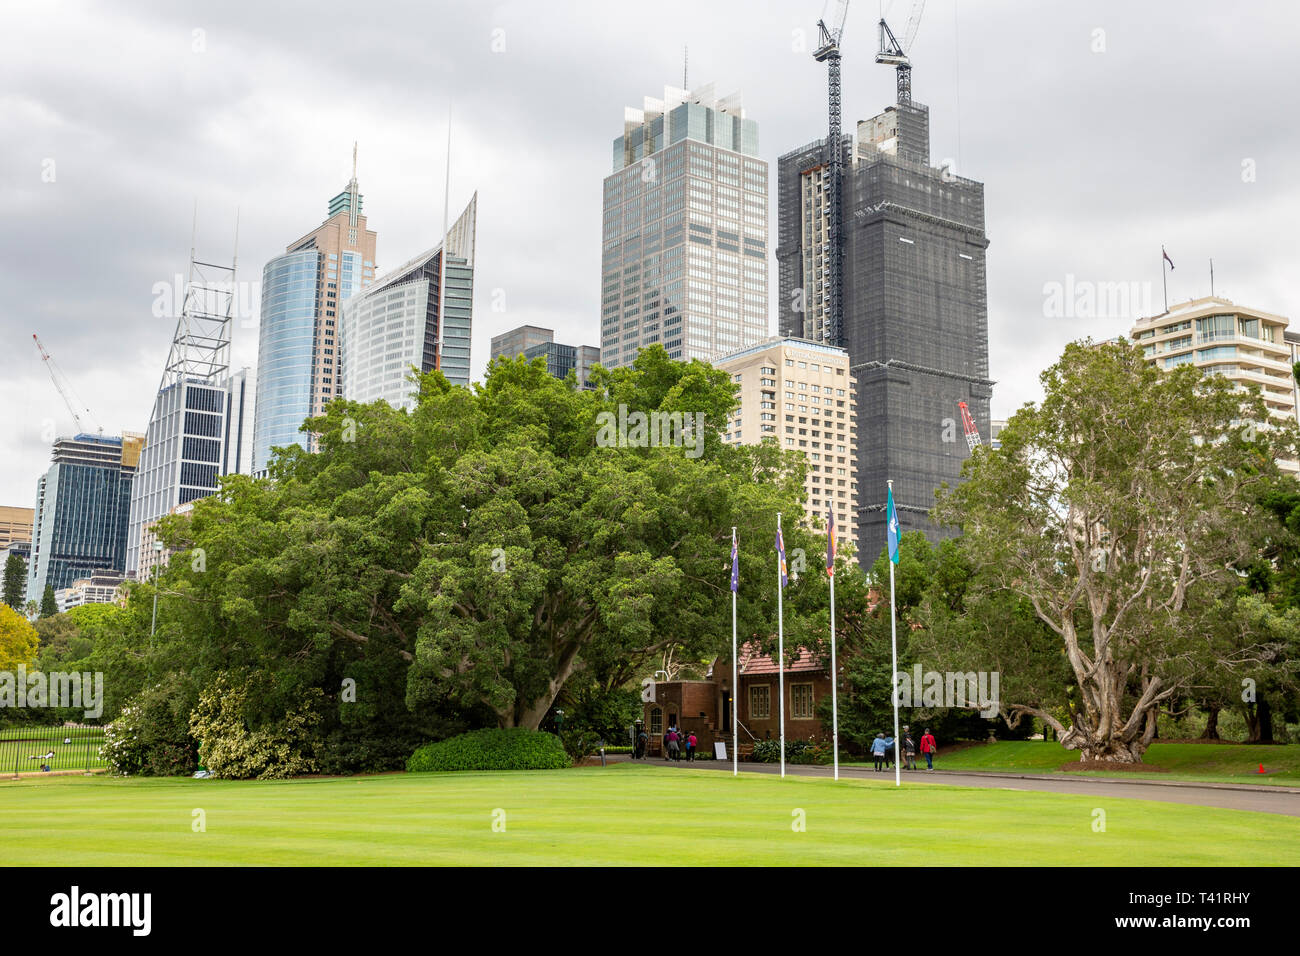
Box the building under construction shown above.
[777,9,993,563]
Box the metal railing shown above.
[1,724,106,778]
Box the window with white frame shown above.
[750,684,771,719]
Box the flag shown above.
[826,509,836,577]
[775,525,788,587]
[886,485,901,565]
[1162,247,1175,271]
[730,531,739,593]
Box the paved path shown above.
[611,755,1300,817]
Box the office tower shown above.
[254,153,378,471]
[601,84,768,369]
[716,337,859,552]
[777,97,992,561]
[28,434,141,601]
[340,195,476,408]
[1132,296,1296,472]
[223,367,256,476]
[126,234,235,578]
[490,325,601,388]
[0,506,34,550]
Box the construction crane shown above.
[876,0,926,104]
[957,400,982,452]
[812,0,850,348]
[33,333,103,435]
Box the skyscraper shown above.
[126,234,236,578]
[601,84,769,369]
[340,194,476,408]
[254,153,377,472]
[28,433,141,601]
[489,325,601,388]
[777,97,992,561]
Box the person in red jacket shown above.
[920,729,937,770]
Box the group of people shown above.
[870,726,937,772]
[662,724,698,761]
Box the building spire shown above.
[348,142,360,227]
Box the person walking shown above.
[635,724,648,760]
[667,728,681,761]
[920,728,937,770]
[902,726,918,771]
[686,731,698,762]
[870,732,888,771]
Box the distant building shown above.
[0,505,34,550]
[28,434,140,601]
[136,500,195,584]
[254,154,378,472]
[601,84,769,369]
[988,419,1007,451]
[1131,296,1296,471]
[340,195,477,408]
[223,367,256,476]
[490,325,601,388]
[55,569,126,613]
[715,337,859,555]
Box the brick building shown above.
[642,642,834,757]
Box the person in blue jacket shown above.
[870,733,894,771]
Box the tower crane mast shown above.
[812,0,850,348]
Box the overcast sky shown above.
[3,0,1298,507]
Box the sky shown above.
[3,0,1298,507]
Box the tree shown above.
[154,347,816,737]
[936,339,1297,762]
[2,553,25,609]
[0,602,39,671]
[39,584,58,619]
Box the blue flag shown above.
[826,509,836,578]
[730,532,739,593]
[775,525,788,587]
[886,485,901,565]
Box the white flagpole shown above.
[830,557,839,781]
[777,512,786,779]
[732,526,738,778]
[888,480,901,788]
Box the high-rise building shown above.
[0,506,34,550]
[715,337,859,553]
[127,235,236,577]
[340,195,476,408]
[55,570,126,613]
[601,84,769,369]
[222,366,256,476]
[254,155,378,471]
[490,325,601,388]
[1131,296,1296,471]
[777,98,992,561]
[28,434,141,601]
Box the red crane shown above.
[958,401,982,452]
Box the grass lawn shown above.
[846,741,1300,786]
[1,762,1296,866]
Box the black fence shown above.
[0,725,106,777]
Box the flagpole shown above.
[777,512,786,779]
[888,481,901,788]
[830,557,839,781]
[1162,248,1169,313]
[731,526,738,778]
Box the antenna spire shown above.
[683,45,688,90]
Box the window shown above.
[750,684,771,720]
[791,683,814,719]
[650,707,663,735]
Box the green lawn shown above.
[848,741,1300,786]
[1,762,1296,866]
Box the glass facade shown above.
[28,436,134,600]
[253,249,319,472]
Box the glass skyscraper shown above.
[28,434,140,601]
[601,84,769,368]
[253,163,377,473]
[340,195,476,407]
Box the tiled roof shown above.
[737,641,825,675]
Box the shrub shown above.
[406,728,569,772]
[188,673,323,780]
[101,678,200,776]
[749,737,832,765]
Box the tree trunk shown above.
[1200,704,1220,740]
[1258,698,1274,744]
[1243,704,1260,743]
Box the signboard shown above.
[714,742,727,761]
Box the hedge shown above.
[406,728,570,772]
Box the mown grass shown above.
[1,762,1296,866]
